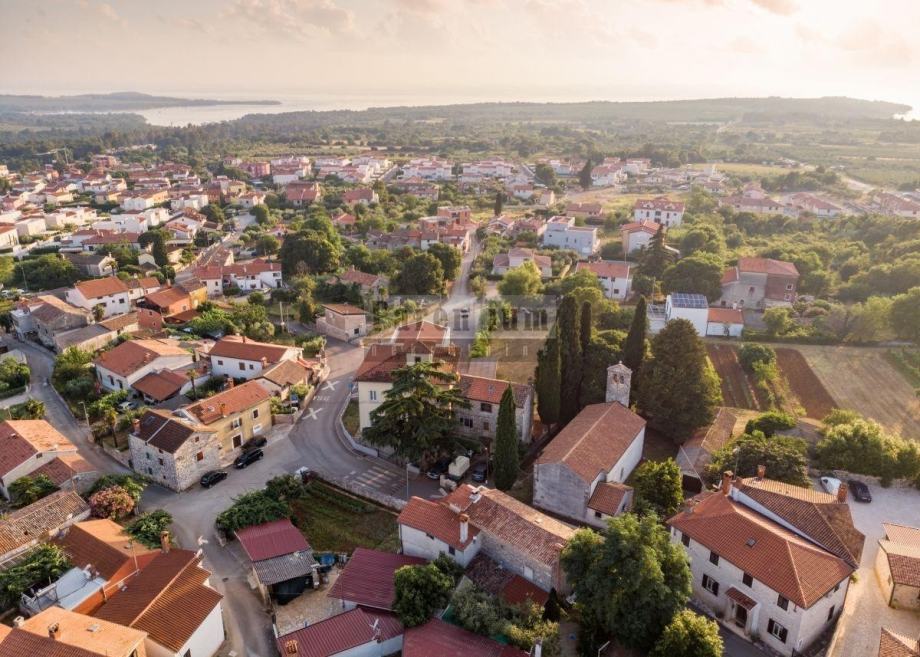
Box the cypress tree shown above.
[493,191,504,216]
[623,296,648,401]
[558,295,582,425]
[579,301,592,354]
[493,387,519,491]
[578,158,593,190]
[535,334,561,426]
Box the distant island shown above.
[0,91,280,113]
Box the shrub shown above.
[0,545,71,608]
[815,418,920,485]
[393,563,454,627]
[8,474,58,508]
[89,485,136,519]
[126,510,173,549]
[217,489,291,534]
[708,431,810,487]
[744,411,797,437]
[650,609,723,657]
[90,474,146,502]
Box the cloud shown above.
[727,36,762,54]
[77,0,126,26]
[833,21,913,67]
[749,0,797,15]
[223,0,354,40]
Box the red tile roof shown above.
[131,369,187,401]
[707,307,744,324]
[0,420,75,477]
[93,339,190,377]
[620,220,660,235]
[31,455,95,487]
[208,335,295,363]
[587,482,631,516]
[458,374,529,407]
[399,497,479,550]
[879,628,920,657]
[576,260,631,280]
[668,492,853,608]
[880,524,920,587]
[393,320,448,345]
[340,268,383,287]
[736,257,799,277]
[235,519,310,562]
[535,402,645,484]
[0,491,89,558]
[403,618,528,657]
[328,547,426,610]
[73,277,129,299]
[184,380,271,424]
[55,519,156,580]
[323,303,366,316]
[276,608,403,657]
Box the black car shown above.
[242,436,267,451]
[470,461,488,483]
[234,448,264,469]
[847,479,872,502]
[426,457,452,480]
[200,470,228,488]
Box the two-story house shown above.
[456,375,534,444]
[533,364,645,527]
[338,267,389,299]
[128,410,220,492]
[719,257,800,309]
[491,248,553,278]
[0,420,95,498]
[542,216,599,255]
[398,484,574,593]
[668,471,864,657]
[620,220,661,255]
[633,197,685,227]
[179,379,273,454]
[315,303,368,342]
[575,260,632,300]
[94,339,194,393]
[208,336,302,381]
[66,277,131,318]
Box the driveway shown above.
[827,484,920,657]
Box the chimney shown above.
[48,623,61,640]
[756,464,766,479]
[132,418,140,434]
[219,402,227,417]
[226,378,234,390]
[12,617,25,628]
[160,530,170,553]
[283,640,299,655]
[721,471,734,496]
[837,482,848,503]
[459,513,469,543]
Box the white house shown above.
[0,225,19,250]
[208,336,302,381]
[492,248,553,278]
[0,420,86,499]
[93,338,194,393]
[542,216,599,255]
[66,277,131,318]
[706,307,744,338]
[633,197,685,227]
[648,293,710,335]
[575,260,631,300]
[620,220,660,255]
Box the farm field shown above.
[793,345,920,441]
[774,348,837,420]
[706,344,761,410]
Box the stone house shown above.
[455,374,534,444]
[315,303,368,342]
[491,248,553,278]
[875,523,920,610]
[11,294,91,349]
[128,410,220,491]
[533,364,645,527]
[54,312,140,353]
[179,379,273,454]
[719,257,800,309]
[338,267,389,299]
[398,484,575,593]
[64,252,116,277]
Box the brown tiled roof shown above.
[0,420,75,477]
[587,482,632,516]
[535,402,646,484]
[737,257,799,277]
[356,343,459,383]
[883,523,920,547]
[55,519,156,580]
[328,547,426,611]
[458,374,529,407]
[12,606,146,657]
[879,628,920,657]
[393,320,448,345]
[403,618,528,657]
[340,268,382,287]
[323,303,366,316]
[98,311,139,331]
[277,608,403,657]
[576,260,631,279]
[235,519,311,562]
[620,220,660,235]
[668,492,853,608]
[208,335,294,363]
[0,491,89,558]
[881,524,920,587]
[135,410,210,453]
[93,339,190,378]
[0,626,103,657]
[132,369,187,401]
[735,478,865,567]
[261,360,311,388]
[73,277,129,299]
[464,552,549,607]
[398,497,479,551]
[93,549,222,653]
[32,455,95,487]
[144,286,190,310]
[682,407,737,476]
[725,586,757,610]
[184,380,271,424]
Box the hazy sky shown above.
[2,0,918,108]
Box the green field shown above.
[291,481,399,553]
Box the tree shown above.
[494,191,504,216]
[738,343,776,372]
[679,225,725,258]
[814,418,920,485]
[451,584,504,636]
[579,330,624,406]
[393,563,454,627]
[92,304,105,322]
[216,489,291,534]
[557,295,582,424]
[578,159,593,190]
[890,287,920,342]
[8,474,58,508]
[661,253,724,302]
[622,296,647,394]
[362,362,469,462]
[561,514,691,651]
[89,485,136,519]
[534,163,557,188]
[493,387,520,491]
[395,252,445,295]
[744,411,796,436]
[632,458,683,518]
[763,307,793,336]
[637,319,722,442]
[427,243,462,281]
[650,610,723,657]
[535,335,561,426]
[252,204,270,224]
[279,230,341,275]
[499,261,543,297]
[638,225,671,280]
[579,301,592,355]
[89,474,146,502]
[708,431,810,487]
[126,510,174,549]
[140,230,170,267]
[0,544,71,608]
[255,234,279,256]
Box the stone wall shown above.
[533,462,588,521]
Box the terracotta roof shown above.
[131,369,187,402]
[634,197,685,212]
[224,259,281,276]
[93,549,222,653]
[535,402,645,484]
[398,497,479,550]
[72,277,129,299]
[94,339,190,378]
[668,492,853,608]
[328,547,426,610]
[393,320,448,345]
[0,626,103,657]
[458,374,529,407]
[464,552,550,607]
[682,408,737,477]
[879,628,920,657]
[736,257,799,277]
[725,586,757,610]
[135,410,210,454]
[261,359,311,387]
[0,491,89,558]
[340,268,382,287]
[208,335,295,363]
[881,524,920,587]
[707,307,744,324]
[144,286,190,310]
[356,342,459,383]
[0,420,75,477]
[98,311,139,331]
[31,455,95,487]
[31,296,88,323]
[587,482,632,516]
[184,380,271,424]
[620,220,660,235]
[884,524,920,547]
[403,618,528,657]
[55,519,156,580]
[127,277,160,291]
[235,519,310,562]
[13,606,146,657]
[323,303,366,316]
[576,260,631,280]
[276,608,403,657]
[735,478,864,567]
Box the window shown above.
[249,364,254,370]
[253,424,262,434]
[239,362,246,371]
[482,422,490,432]
[448,546,456,556]
[232,435,242,448]
[594,510,602,519]
[523,566,534,581]
[742,573,754,587]
[777,595,789,611]
[709,551,719,566]
[425,532,434,540]
[702,574,719,596]
[109,375,115,385]
[196,451,204,462]
[767,619,788,643]
[827,605,835,622]
[681,532,690,547]
[158,458,163,466]
[786,283,794,291]
[369,390,378,402]
[462,418,474,428]
[480,403,493,413]
[230,418,242,429]
[217,360,224,366]
[252,409,260,419]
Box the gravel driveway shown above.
[828,484,920,657]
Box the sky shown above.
[2,0,918,109]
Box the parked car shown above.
[234,448,264,469]
[242,436,267,451]
[117,400,139,412]
[200,470,228,488]
[426,457,452,480]
[847,479,872,502]
[470,461,488,483]
[820,476,842,496]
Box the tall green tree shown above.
[638,225,671,280]
[579,301,592,355]
[493,191,504,216]
[535,334,561,426]
[637,319,722,442]
[661,253,724,302]
[493,387,520,490]
[498,261,543,297]
[558,295,582,424]
[708,431,810,487]
[578,159,593,190]
[889,287,920,342]
[632,458,683,518]
[561,514,691,652]
[252,204,270,224]
[393,563,454,627]
[650,610,723,657]
[427,243,462,281]
[395,252,445,295]
[363,362,469,462]
[622,296,647,399]
[278,230,341,275]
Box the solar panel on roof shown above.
[671,292,708,309]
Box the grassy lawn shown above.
[290,481,400,553]
[688,162,792,177]
[342,399,360,436]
